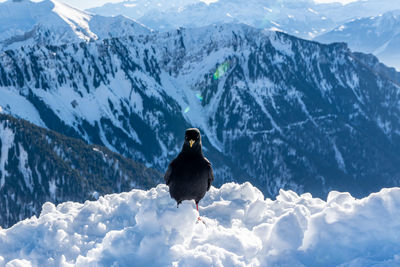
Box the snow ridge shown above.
[0,0,150,51]
[1,183,400,266]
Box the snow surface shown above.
[0,88,45,127]
[1,182,400,266]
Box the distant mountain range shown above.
[1,22,400,200]
[315,10,400,70]
[2,0,400,69]
[87,0,400,39]
[0,0,150,51]
[0,113,160,228]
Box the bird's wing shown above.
[164,164,173,185]
[204,157,214,191]
[208,168,214,191]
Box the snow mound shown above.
[1,183,400,266]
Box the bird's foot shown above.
[196,216,206,225]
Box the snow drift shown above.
[1,183,400,266]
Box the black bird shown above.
[164,128,214,214]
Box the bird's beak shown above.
[189,140,195,148]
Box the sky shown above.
[0,0,359,10]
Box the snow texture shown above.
[1,182,400,266]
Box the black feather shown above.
[165,128,214,205]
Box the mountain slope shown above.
[0,113,160,228]
[1,183,400,266]
[1,24,400,198]
[351,52,400,85]
[315,10,400,70]
[0,0,150,51]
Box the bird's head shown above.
[183,128,202,153]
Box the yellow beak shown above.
[189,140,195,148]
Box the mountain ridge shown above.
[0,0,151,52]
[87,0,400,39]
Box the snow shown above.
[0,0,150,52]
[269,33,294,57]
[0,88,45,127]
[315,9,400,70]
[200,0,218,5]
[51,0,96,42]
[0,122,15,189]
[48,179,57,200]
[1,182,400,266]
[332,141,347,172]
[124,3,137,8]
[18,144,34,193]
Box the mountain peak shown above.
[0,0,150,51]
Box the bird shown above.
[164,128,214,217]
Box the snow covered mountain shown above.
[87,0,199,22]
[314,0,400,24]
[1,182,400,266]
[0,0,150,51]
[87,0,400,39]
[315,10,400,70]
[0,24,400,197]
[1,23,400,199]
[88,0,336,38]
[0,113,160,228]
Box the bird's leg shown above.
[195,202,204,223]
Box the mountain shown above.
[87,0,199,22]
[314,0,400,24]
[0,0,150,51]
[1,23,400,199]
[0,113,160,228]
[87,0,400,39]
[88,0,336,38]
[315,10,400,70]
[1,182,400,266]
